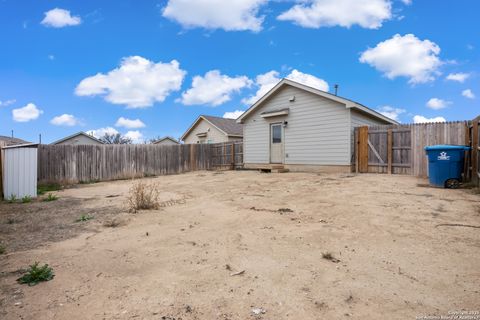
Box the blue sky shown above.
[0,0,478,143]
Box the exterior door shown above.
[270,123,284,164]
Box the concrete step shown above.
[270,165,285,169]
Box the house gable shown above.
[181,117,228,144]
[242,84,352,165]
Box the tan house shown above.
[237,79,397,172]
[51,132,104,145]
[181,115,243,144]
[153,136,180,145]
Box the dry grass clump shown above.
[126,181,161,213]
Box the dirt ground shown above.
[0,171,479,319]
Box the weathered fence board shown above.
[37,143,220,184]
[355,121,469,177]
[0,141,6,198]
[210,142,243,170]
[471,116,480,186]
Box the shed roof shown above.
[237,79,398,125]
[51,131,104,145]
[181,115,243,141]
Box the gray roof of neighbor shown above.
[153,136,180,144]
[51,132,104,145]
[201,115,243,136]
[0,135,31,146]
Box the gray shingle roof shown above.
[0,135,31,146]
[202,115,243,136]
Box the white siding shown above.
[55,135,103,145]
[350,109,388,127]
[243,85,351,165]
[3,147,37,199]
[183,119,228,144]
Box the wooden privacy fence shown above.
[37,143,229,184]
[210,142,243,170]
[355,121,470,177]
[469,116,480,186]
[0,141,6,198]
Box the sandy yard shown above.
[0,170,479,319]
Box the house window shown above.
[272,125,282,143]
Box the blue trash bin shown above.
[424,145,470,188]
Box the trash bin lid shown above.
[424,144,471,151]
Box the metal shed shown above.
[2,143,38,200]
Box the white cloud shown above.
[179,70,252,106]
[124,130,144,143]
[86,127,119,138]
[12,103,43,122]
[242,69,329,106]
[359,34,442,84]
[41,8,82,28]
[376,106,406,122]
[115,117,146,129]
[446,72,470,83]
[162,0,266,32]
[50,114,80,126]
[462,89,475,99]
[286,69,329,91]
[48,54,55,61]
[223,110,245,119]
[75,56,186,108]
[242,70,281,105]
[413,115,446,123]
[401,0,412,5]
[277,0,392,29]
[0,99,16,107]
[426,98,451,110]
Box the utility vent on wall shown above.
[289,96,295,102]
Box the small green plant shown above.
[75,214,94,222]
[43,193,58,202]
[21,195,32,203]
[37,183,61,195]
[17,262,54,286]
[0,245,5,255]
[7,194,17,203]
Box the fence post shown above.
[358,126,369,173]
[231,143,235,170]
[0,142,4,199]
[464,122,471,181]
[387,129,393,174]
[472,117,479,185]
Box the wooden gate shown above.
[355,121,471,177]
[211,142,243,170]
[356,126,411,174]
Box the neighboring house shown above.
[237,79,397,172]
[153,136,180,145]
[0,135,31,146]
[51,132,104,145]
[181,115,243,144]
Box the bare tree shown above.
[99,133,132,144]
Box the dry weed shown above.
[126,181,161,213]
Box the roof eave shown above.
[348,103,399,125]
